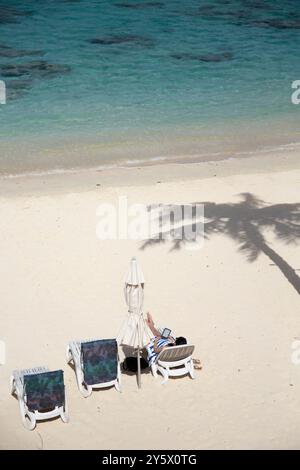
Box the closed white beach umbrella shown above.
[118,257,150,388]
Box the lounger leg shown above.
[76,371,92,398]
[11,377,36,430]
[158,366,169,385]
[69,348,92,397]
[115,363,122,392]
[19,400,36,431]
[10,376,16,395]
[151,364,158,378]
[60,398,70,424]
[66,345,72,364]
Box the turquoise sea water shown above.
[0,0,300,174]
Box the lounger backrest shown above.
[23,370,65,412]
[158,344,195,362]
[81,339,118,385]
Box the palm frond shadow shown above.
[140,193,300,295]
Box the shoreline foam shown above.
[1,113,300,178]
[0,143,300,200]
[1,137,300,181]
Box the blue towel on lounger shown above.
[24,370,65,412]
[81,339,118,385]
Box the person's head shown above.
[175,336,187,346]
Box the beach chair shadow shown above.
[120,344,151,376]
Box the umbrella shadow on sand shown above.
[140,193,300,296]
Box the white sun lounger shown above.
[66,339,122,397]
[151,344,195,385]
[10,367,69,431]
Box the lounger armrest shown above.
[157,344,195,362]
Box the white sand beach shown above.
[0,149,300,450]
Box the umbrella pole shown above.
[137,320,141,389]
[137,346,141,389]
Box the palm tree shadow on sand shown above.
[140,193,300,295]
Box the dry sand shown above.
[0,150,300,449]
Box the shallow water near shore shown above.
[0,0,300,174]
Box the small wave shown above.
[1,138,300,180]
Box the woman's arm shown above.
[153,337,165,354]
[146,312,161,337]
